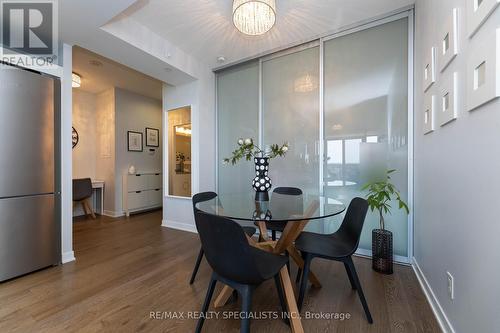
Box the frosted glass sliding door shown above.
[323,18,409,256]
[217,62,259,194]
[262,46,320,195]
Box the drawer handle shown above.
[155,189,160,191]
[155,173,160,176]
[136,191,142,193]
[135,174,141,177]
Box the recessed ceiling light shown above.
[89,60,103,67]
[217,56,226,63]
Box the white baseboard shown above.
[161,219,197,233]
[61,251,75,264]
[103,210,125,218]
[412,257,455,333]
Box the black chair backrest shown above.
[73,178,93,201]
[336,197,369,256]
[271,187,303,218]
[192,192,217,213]
[195,212,266,285]
[273,187,303,196]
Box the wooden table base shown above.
[212,200,320,333]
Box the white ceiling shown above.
[72,46,163,100]
[121,0,414,68]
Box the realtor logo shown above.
[0,0,58,68]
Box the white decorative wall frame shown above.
[438,8,459,72]
[423,93,435,134]
[439,72,458,126]
[467,28,500,111]
[467,0,500,37]
[423,47,436,92]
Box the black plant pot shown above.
[252,157,272,201]
[372,229,393,274]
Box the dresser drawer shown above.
[146,173,162,190]
[127,191,148,210]
[148,189,163,207]
[127,174,148,192]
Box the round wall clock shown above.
[72,127,79,149]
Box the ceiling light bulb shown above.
[233,0,276,36]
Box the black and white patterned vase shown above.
[252,157,272,201]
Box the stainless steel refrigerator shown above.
[0,63,61,282]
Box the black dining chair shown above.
[194,212,288,333]
[262,187,303,241]
[190,192,257,284]
[73,178,95,219]
[294,197,373,324]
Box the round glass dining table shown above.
[195,191,346,224]
[195,191,346,332]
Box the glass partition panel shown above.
[323,18,409,256]
[217,62,259,195]
[262,46,320,197]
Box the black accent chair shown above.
[190,192,256,284]
[262,187,303,241]
[73,178,95,219]
[295,197,373,324]
[195,212,288,333]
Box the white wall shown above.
[114,88,162,213]
[72,90,97,179]
[61,44,74,263]
[95,88,116,215]
[414,1,500,332]
[162,68,216,232]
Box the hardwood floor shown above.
[0,211,440,332]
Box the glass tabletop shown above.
[195,191,346,223]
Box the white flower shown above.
[238,138,244,145]
[282,146,289,152]
[244,138,252,145]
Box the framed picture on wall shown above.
[127,131,143,152]
[145,127,160,147]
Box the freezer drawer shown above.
[0,194,59,282]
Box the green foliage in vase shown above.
[223,138,289,165]
[362,169,409,230]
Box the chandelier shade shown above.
[232,0,276,36]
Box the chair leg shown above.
[343,262,357,290]
[271,230,277,241]
[274,274,290,326]
[84,199,96,219]
[345,257,373,324]
[240,285,253,333]
[190,247,204,284]
[297,254,312,311]
[295,268,302,284]
[80,201,88,216]
[195,275,217,333]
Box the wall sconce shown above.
[72,73,81,88]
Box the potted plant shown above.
[362,169,409,274]
[223,138,288,201]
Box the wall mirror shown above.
[167,107,191,197]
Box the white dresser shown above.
[123,172,162,216]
